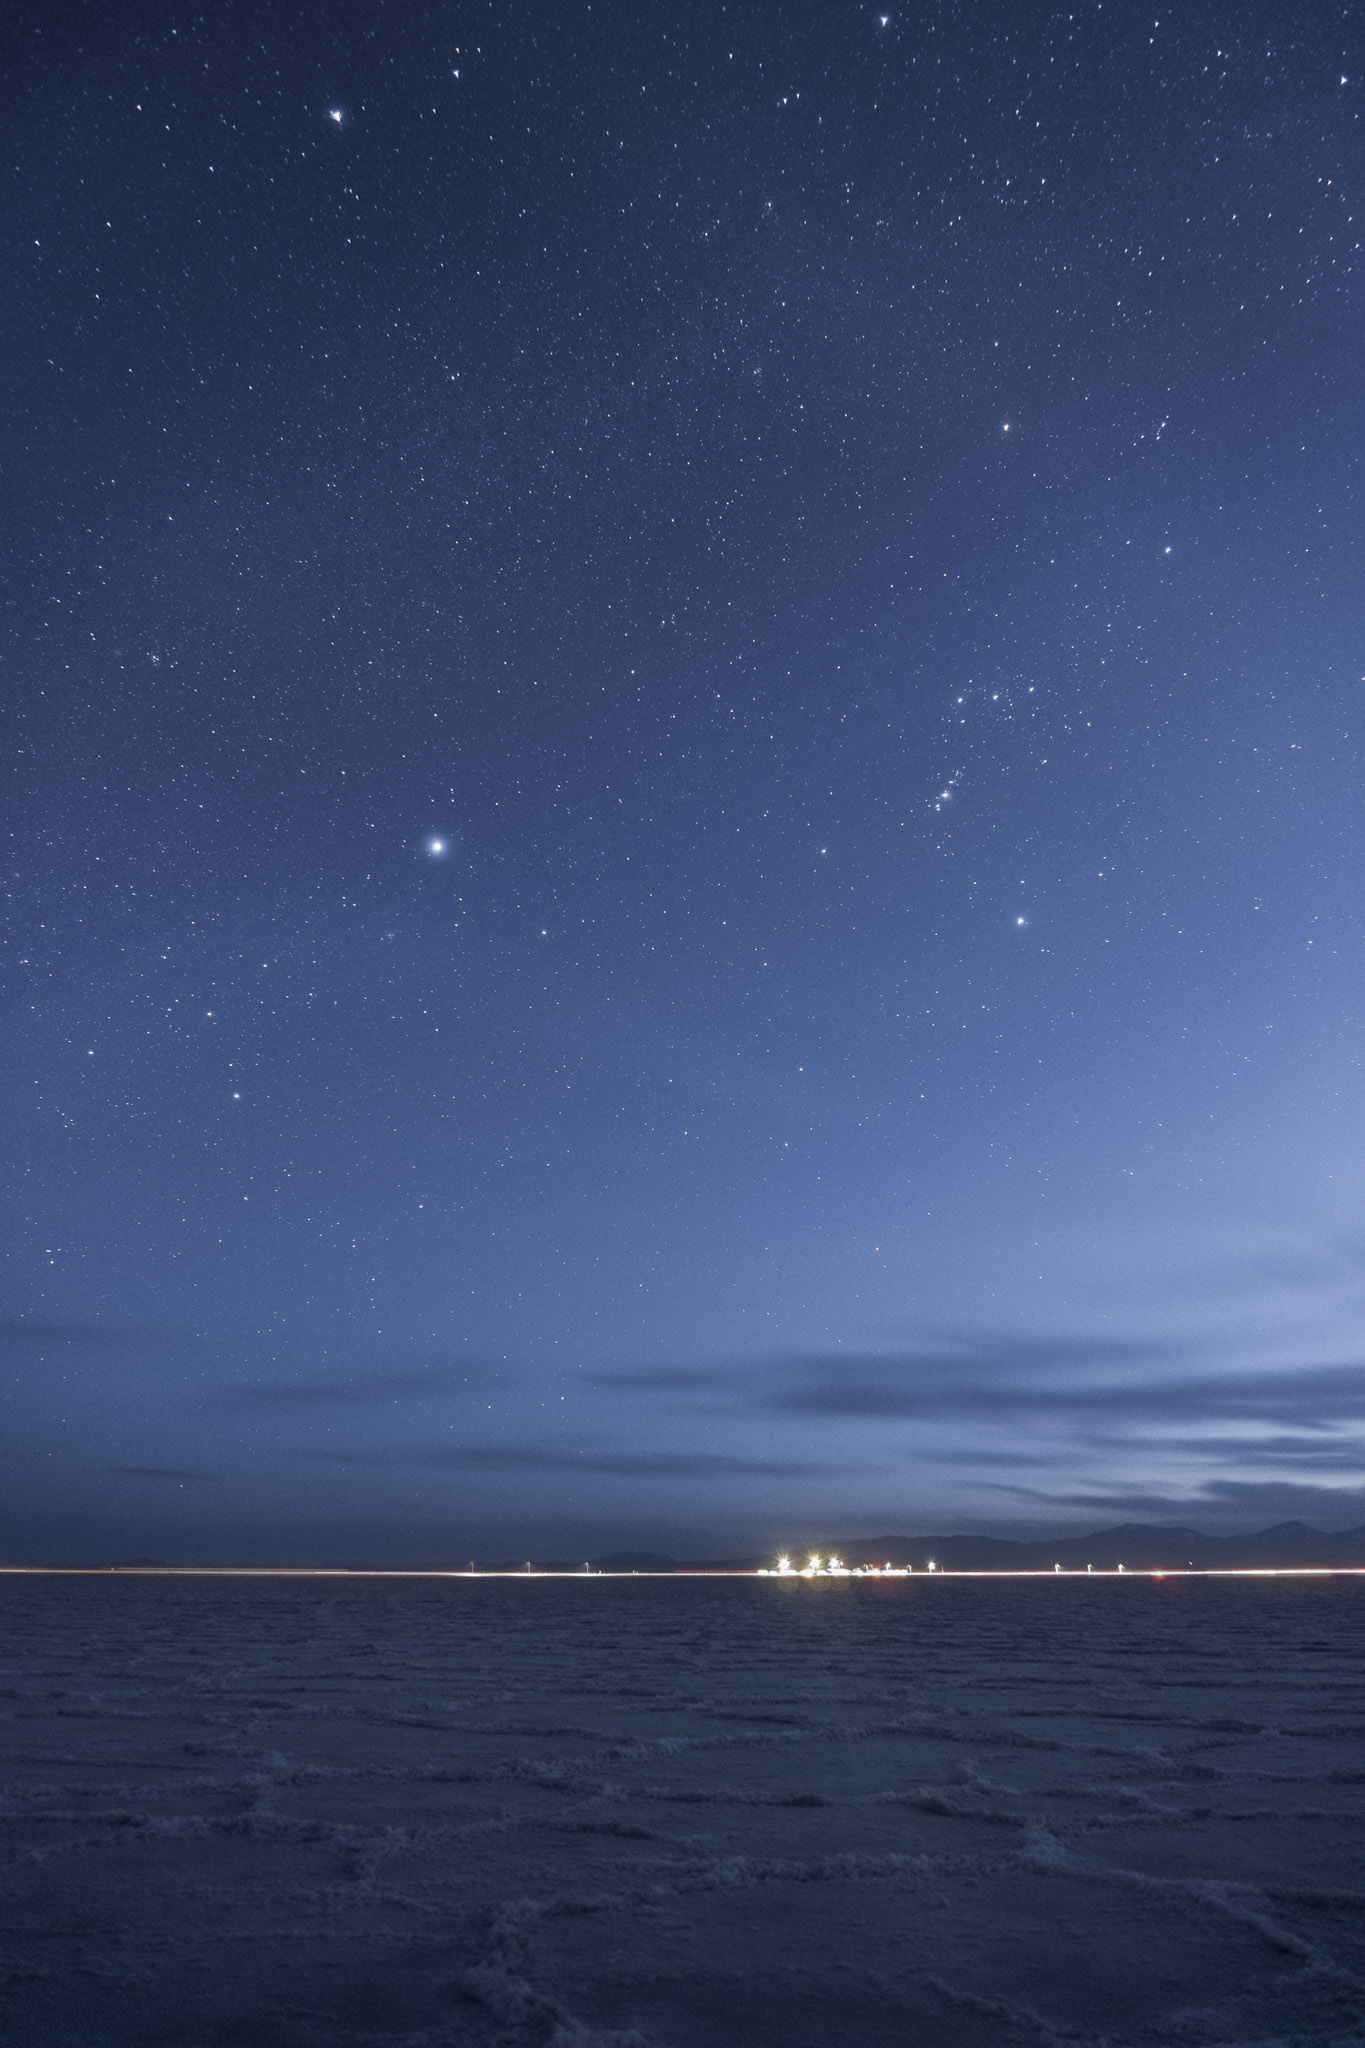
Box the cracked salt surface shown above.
[1,1575,1364,2046]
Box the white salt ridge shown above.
[1,1574,1364,2045]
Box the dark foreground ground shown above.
[2,1574,1363,2047]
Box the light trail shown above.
[1,1566,1363,1581]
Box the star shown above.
[328,108,344,125]
[426,838,447,857]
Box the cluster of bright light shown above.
[765,1554,915,1577]
[759,1556,1152,1580]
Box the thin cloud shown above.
[993,1477,1365,1527]
[1144,1434,1365,1471]
[586,1335,1365,1503]
[866,1331,1180,1372]
[1195,1477,1365,1519]
[597,1335,1179,1407]
[764,1350,1365,1427]
[295,1444,829,1478]
[591,1367,730,1392]
[220,1365,483,1408]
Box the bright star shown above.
[426,838,446,857]
[1015,916,1028,927]
[328,108,344,124]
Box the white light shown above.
[426,838,446,856]
[329,108,343,123]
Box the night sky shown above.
[6,0,1365,1563]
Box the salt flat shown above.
[2,1573,1363,2047]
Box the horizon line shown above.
[5,1565,1365,1581]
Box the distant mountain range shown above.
[73,1521,1365,1574]
[578,1522,1365,1573]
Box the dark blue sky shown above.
[6,0,1365,1560]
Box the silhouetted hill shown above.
[64,1523,1365,1574]
[590,1551,678,1572]
[751,1521,1365,1571]
[499,1522,1365,1573]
